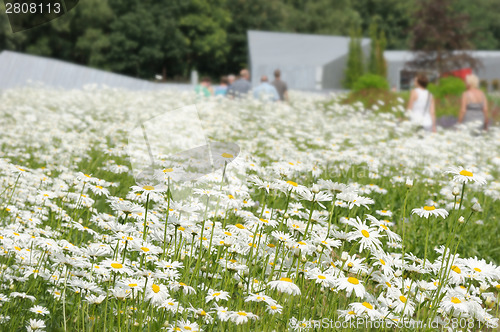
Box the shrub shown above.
[352,74,389,92]
[434,76,466,98]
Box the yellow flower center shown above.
[347,277,359,285]
[96,185,103,189]
[385,282,391,288]
[451,297,461,304]
[318,275,326,280]
[163,168,173,173]
[362,302,373,310]
[348,310,356,315]
[280,277,293,283]
[380,259,386,265]
[142,185,155,191]
[423,206,435,211]
[111,263,123,269]
[141,247,150,252]
[221,153,233,158]
[237,311,247,316]
[286,180,298,187]
[451,265,461,274]
[128,283,137,288]
[399,296,407,303]
[270,305,277,310]
[361,230,370,238]
[459,170,473,177]
[213,292,221,296]
[235,224,245,229]
[152,284,160,293]
[474,267,481,272]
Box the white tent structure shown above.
[0,50,191,91]
[247,30,371,91]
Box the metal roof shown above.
[248,30,370,67]
[384,50,500,62]
[0,50,191,91]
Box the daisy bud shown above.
[312,185,320,194]
[293,248,301,257]
[486,296,494,308]
[301,255,307,263]
[361,271,367,277]
[480,284,488,293]
[284,213,289,219]
[405,178,413,188]
[316,245,323,253]
[180,254,186,260]
[471,202,482,212]
[395,270,402,277]
[341,252,348,261]
[458,216,465,224]
[238,282,244,289]
[201,266,207,272]
[452,186,460,196]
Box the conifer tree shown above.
[344,26,364,89]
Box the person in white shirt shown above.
[407,74,436,132]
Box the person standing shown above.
[227,74,236,86]
[458,74,489,130]
[227,69,252,98]
[406,73,436,132]
[214,76,229,96]
[195,77,213,97]
[253,75,279,102]
[271,69,289,102]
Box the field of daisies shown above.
[0,86,499,331]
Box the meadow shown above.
[0,87,499,331]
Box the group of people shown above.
[195,69,289,102]
[407,73,489,132]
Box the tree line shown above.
[0,0,499,81]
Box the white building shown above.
[247,30,371,91]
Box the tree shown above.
[352,0,415,50]
[283,0,361,36]
[224,0,287,74]
[368,18,379,74]
[406,0,479,76]
[376,29,387,77]
[344,26,364,89]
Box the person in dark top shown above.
[227,69,252,98]
[271,69,289,102]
